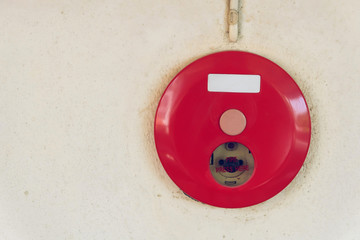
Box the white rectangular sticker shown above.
[207,74,261,93]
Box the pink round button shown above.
[219,109,246,136]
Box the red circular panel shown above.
[154,51,311,208]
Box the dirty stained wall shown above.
[0,0,359,239]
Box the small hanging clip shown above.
[228,0,239,42]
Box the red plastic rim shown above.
[154,51,311,208]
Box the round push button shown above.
[219,109,246,136]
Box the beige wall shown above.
[0,0,359,239]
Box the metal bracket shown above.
[228,0,239,42]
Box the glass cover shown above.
[209,142,254,187]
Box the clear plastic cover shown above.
[209,142,254,187]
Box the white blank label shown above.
[207,74,261,93]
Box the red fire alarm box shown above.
[154,51,311,208]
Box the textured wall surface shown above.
[0,0,359,239]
